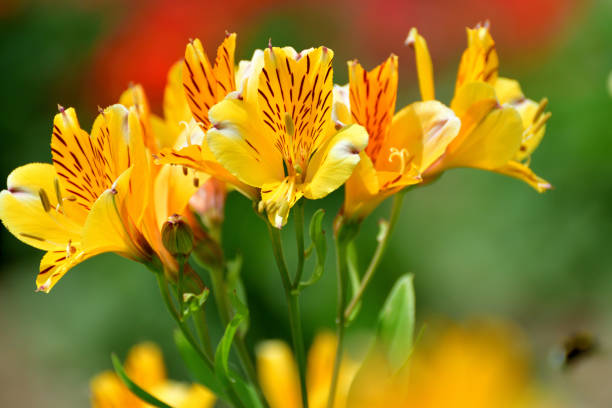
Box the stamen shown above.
[39,189,51,212]
[54,178,63,209]
[533,98,549,123]
[193,177,200,188]
[388,147,411,174]
[284,112,295,137]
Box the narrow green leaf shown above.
[111,353,174,408]
[214,292,249,382]
[377,274,416,370]
[173,330,228,400]
[298,209,327,290]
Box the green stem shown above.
[177,256,186,317]
[292,201,306,289]
[193,309,214,357]
[155,272,214,368]
[344,190,406,320]
[209,266,263,404]
[267,223,309,408]
[326,231,350,408]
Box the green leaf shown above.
[173,330,228,400]
[111,353,174,408]
[182,287,210,319]
[377,274,416,370]
[214,292,249,382]
[298,209,327,290]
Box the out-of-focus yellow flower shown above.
[348,323,559,408]
[154,33,258,199]
[257,331,359,408]
[205,45,368,227]
[408,25,551,192]
[91,342,215,408]
[333,55,460,220]
[0,87,198,291]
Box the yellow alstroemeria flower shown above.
[257,331,359,408]
[333,55,461,220]
[154,33,258,199]
[347,323,560,408]
[0,101,197,292]
[407,25,552,192]
[205,45,368,227]
[91,342,215,408]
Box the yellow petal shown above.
[178,384,216,408]
[494,77,524,105]
[207,96,284,187]
[494,161,552,193]
[455,25,499,93]
[386,100,461,173]
[36,246,90,293]
[406,27,435,101]
[331,84,351,127]
[81,169,147,262]
[0,163,82,251]
[256,340,302,408]
[125,342,167,390]
[183,34,236,129]
[450,81,497,118]
[90,371,136,408]
[306,332,359,408]
[260,177,303,228]
[348,55,398,160]
[343,152,381,219]
[154,164,202,229]
[119,84,157,152]
[444,106,523,170]
[303,124,368,200]
[164,60,193,128]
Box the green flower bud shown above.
[161,214,194,257]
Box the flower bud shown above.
[161,214,194,257]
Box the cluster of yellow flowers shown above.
[0,22,553,408]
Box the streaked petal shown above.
[260,177,303,228]
[207,96,283,187]
[348,55,398,160]
[494,161,552,193]
[256,340,302,408]
[303,124,368,199]
[0,163,82,251]
[455,25,499,93]
[343,152,381,219]
[183,34,236,129]
[36,246,89,293]
[406,27,435,101]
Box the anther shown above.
[182,166,189,176]
[57,104,66,114]
[193,178,200,188]
[284,112,295,137]
[39,189,51,212]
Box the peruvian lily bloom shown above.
[333,55,461,220]
[155,33,258,199]
[205,45,369,227]
[0,102,196,292]
[257,332,358,408]
[91,342,215,408]
[407,25,552,192]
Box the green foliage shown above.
[376,274,416,370]
[297,209,327,291]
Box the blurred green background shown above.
[1,0,611,406]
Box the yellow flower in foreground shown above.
[333,55,460,220]
[91,342,215,408]
[206,45,368,227]
[348,323,558,408]
[256,331,358,408]
[407,25,552,192]
[155,33,258,199]
[0,101,197,291]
